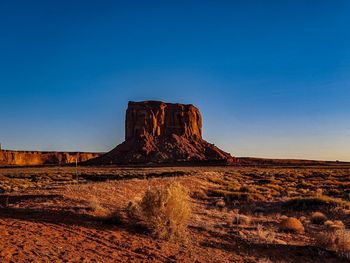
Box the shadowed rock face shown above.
[88,101,234,165]
[125,101,202,140]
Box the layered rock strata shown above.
[88,101,234,165]
[0,150,101,166]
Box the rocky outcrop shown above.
[0,150,101,166]
[125,101,202,140]
[88,101,234,165]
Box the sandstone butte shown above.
[87,101,234,165]
[0,150,101,166]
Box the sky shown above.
[1,0,350,161]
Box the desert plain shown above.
[1,165,350,262]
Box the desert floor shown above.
[1,166,350,262]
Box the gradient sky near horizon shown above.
[1,0,350,161]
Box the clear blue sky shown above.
[1,0,350,161]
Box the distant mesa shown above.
[0,101,234,167]
[0,150,101,166]
[87,101,234,165]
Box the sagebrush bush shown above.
[255,224,276,244]
[88,196,102,211]
[279,217,304,234]
[215,199,226,208]
[324,220,335,228]
[128,182,191,240]
[126,200,141,223]
[86,195,108,216]
[311,211,327,225]
[209,189,266,202]
[315,229,350,259]
[333,220,345,230]
[280,215,288,221]
[299,216,307,223]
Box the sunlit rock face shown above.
[88,101,234,165]
[0,150,101,166]
[125,101,202,140]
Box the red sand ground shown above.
[0,167,348,262]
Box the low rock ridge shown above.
[0,150,102,166]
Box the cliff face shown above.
[88,101,234,165]
[125,101,202,140]
[0,150,101,166]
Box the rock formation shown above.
[88,101,234,165]
[125,101,202,141]
[0,150,101,166]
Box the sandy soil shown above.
[0,166,349,262]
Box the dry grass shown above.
[0,167,350,262]
[86,195,109,216]
[127,181,191,241]
[209,189,267,202]
[255,224,276,244]
[232,214,251,225]
[315,229,350,259]
[282,195,350,210]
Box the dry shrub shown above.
[209,189,266,202]
[207,177,227,186]
[283,195,350,210]
[279,217,304,234]
[88,196,103,211]
[324,220,335,228]
[215,199,226,208]
[232,214,251,225]
[86,195,109,216]
[126,199,141,223]
[324,220,345,231]
[311,211,327,224]
[127,182,191,240]
[280,215,288,221]
[299,216,307,223]
[255,224,276,244]
[333,220,346,230]
[315,229,350,259]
